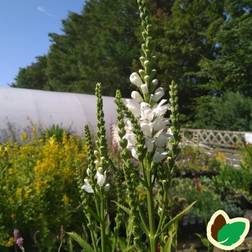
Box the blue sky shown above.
[0,0,84,86]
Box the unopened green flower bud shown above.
[152,79,158,86]
[151,69,157,74]
[144,75,150,83]
[140,56,145,64]
[144,60,150,68]
[139,69,145,78]
[104,183,110,191]
[147,24,152,30]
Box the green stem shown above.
[143,157,157,252]
[147,187,156,252]
[90,229,98,252]
[100,194,106,252]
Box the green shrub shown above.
[212,164,252,194]
[177,146,221,173]
[193,92,252,131]
[0,131,86,251]
[172,178,222,223]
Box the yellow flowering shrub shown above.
[0,130,87,251]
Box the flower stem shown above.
[100,195,106,252]
[147,186,156,252]
[145,159,156,252]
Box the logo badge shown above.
[207,210,250,250]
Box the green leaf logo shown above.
[207,210,250,250]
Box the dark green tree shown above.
[13,56,48,90]
[47,0,139,96]
[193,92,252,131]
[153,0,225,119]
[198,1,252,96]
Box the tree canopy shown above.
[13,0,252,130]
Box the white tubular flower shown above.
[153,117,169,132]
[131,148,138,159]
[153,150,168,163]
[153,99,169,117]
[130,72,143,88]
[141,122,153,138]
[95,169,107,187]
[151,87,165,102]
[125,120,133,131]
[140,102,154,121]
[141,84,149,95]
[155,132,169,148]
[125,99,140,117]
[124,133,136,149]
[131,91,143,103]
[167,127,173,136]
[146,138,154,152]
[82,179,94,194]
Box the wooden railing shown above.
[180,128,250,149]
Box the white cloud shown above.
[36,6,55,17]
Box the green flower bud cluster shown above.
[168,81,180,170]
[84,126,96,189]
[95,83,109,172]
[137,0,157,97]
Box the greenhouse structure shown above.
[0,87,117,141]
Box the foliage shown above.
[154,0,225,118]
[0,131,86,251]
[172,178,222,223]
[198,0,252,96]
[241,143,252,170]
[177,146,221,173]
[70,1,195,251]
[13,56,48,90]
[212,164,252,194]
[193,92,252,131]
[172,176,245,226]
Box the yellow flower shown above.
[215,151,226,163]
[20,131,28,141]
[48,136,56,146]
[5,237,14,247]
[63,194,70,205]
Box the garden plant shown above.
[68,0,195,251]
[0,0,252,252]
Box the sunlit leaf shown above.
[67,232,94,252]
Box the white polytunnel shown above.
[0,87,117,141]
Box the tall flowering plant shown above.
[69,0,195,251]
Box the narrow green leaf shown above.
[67,232,94,252]
[112,201,131,215]
[139,208,149,234]
[123,245,137,252]
[158,201,196,235]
